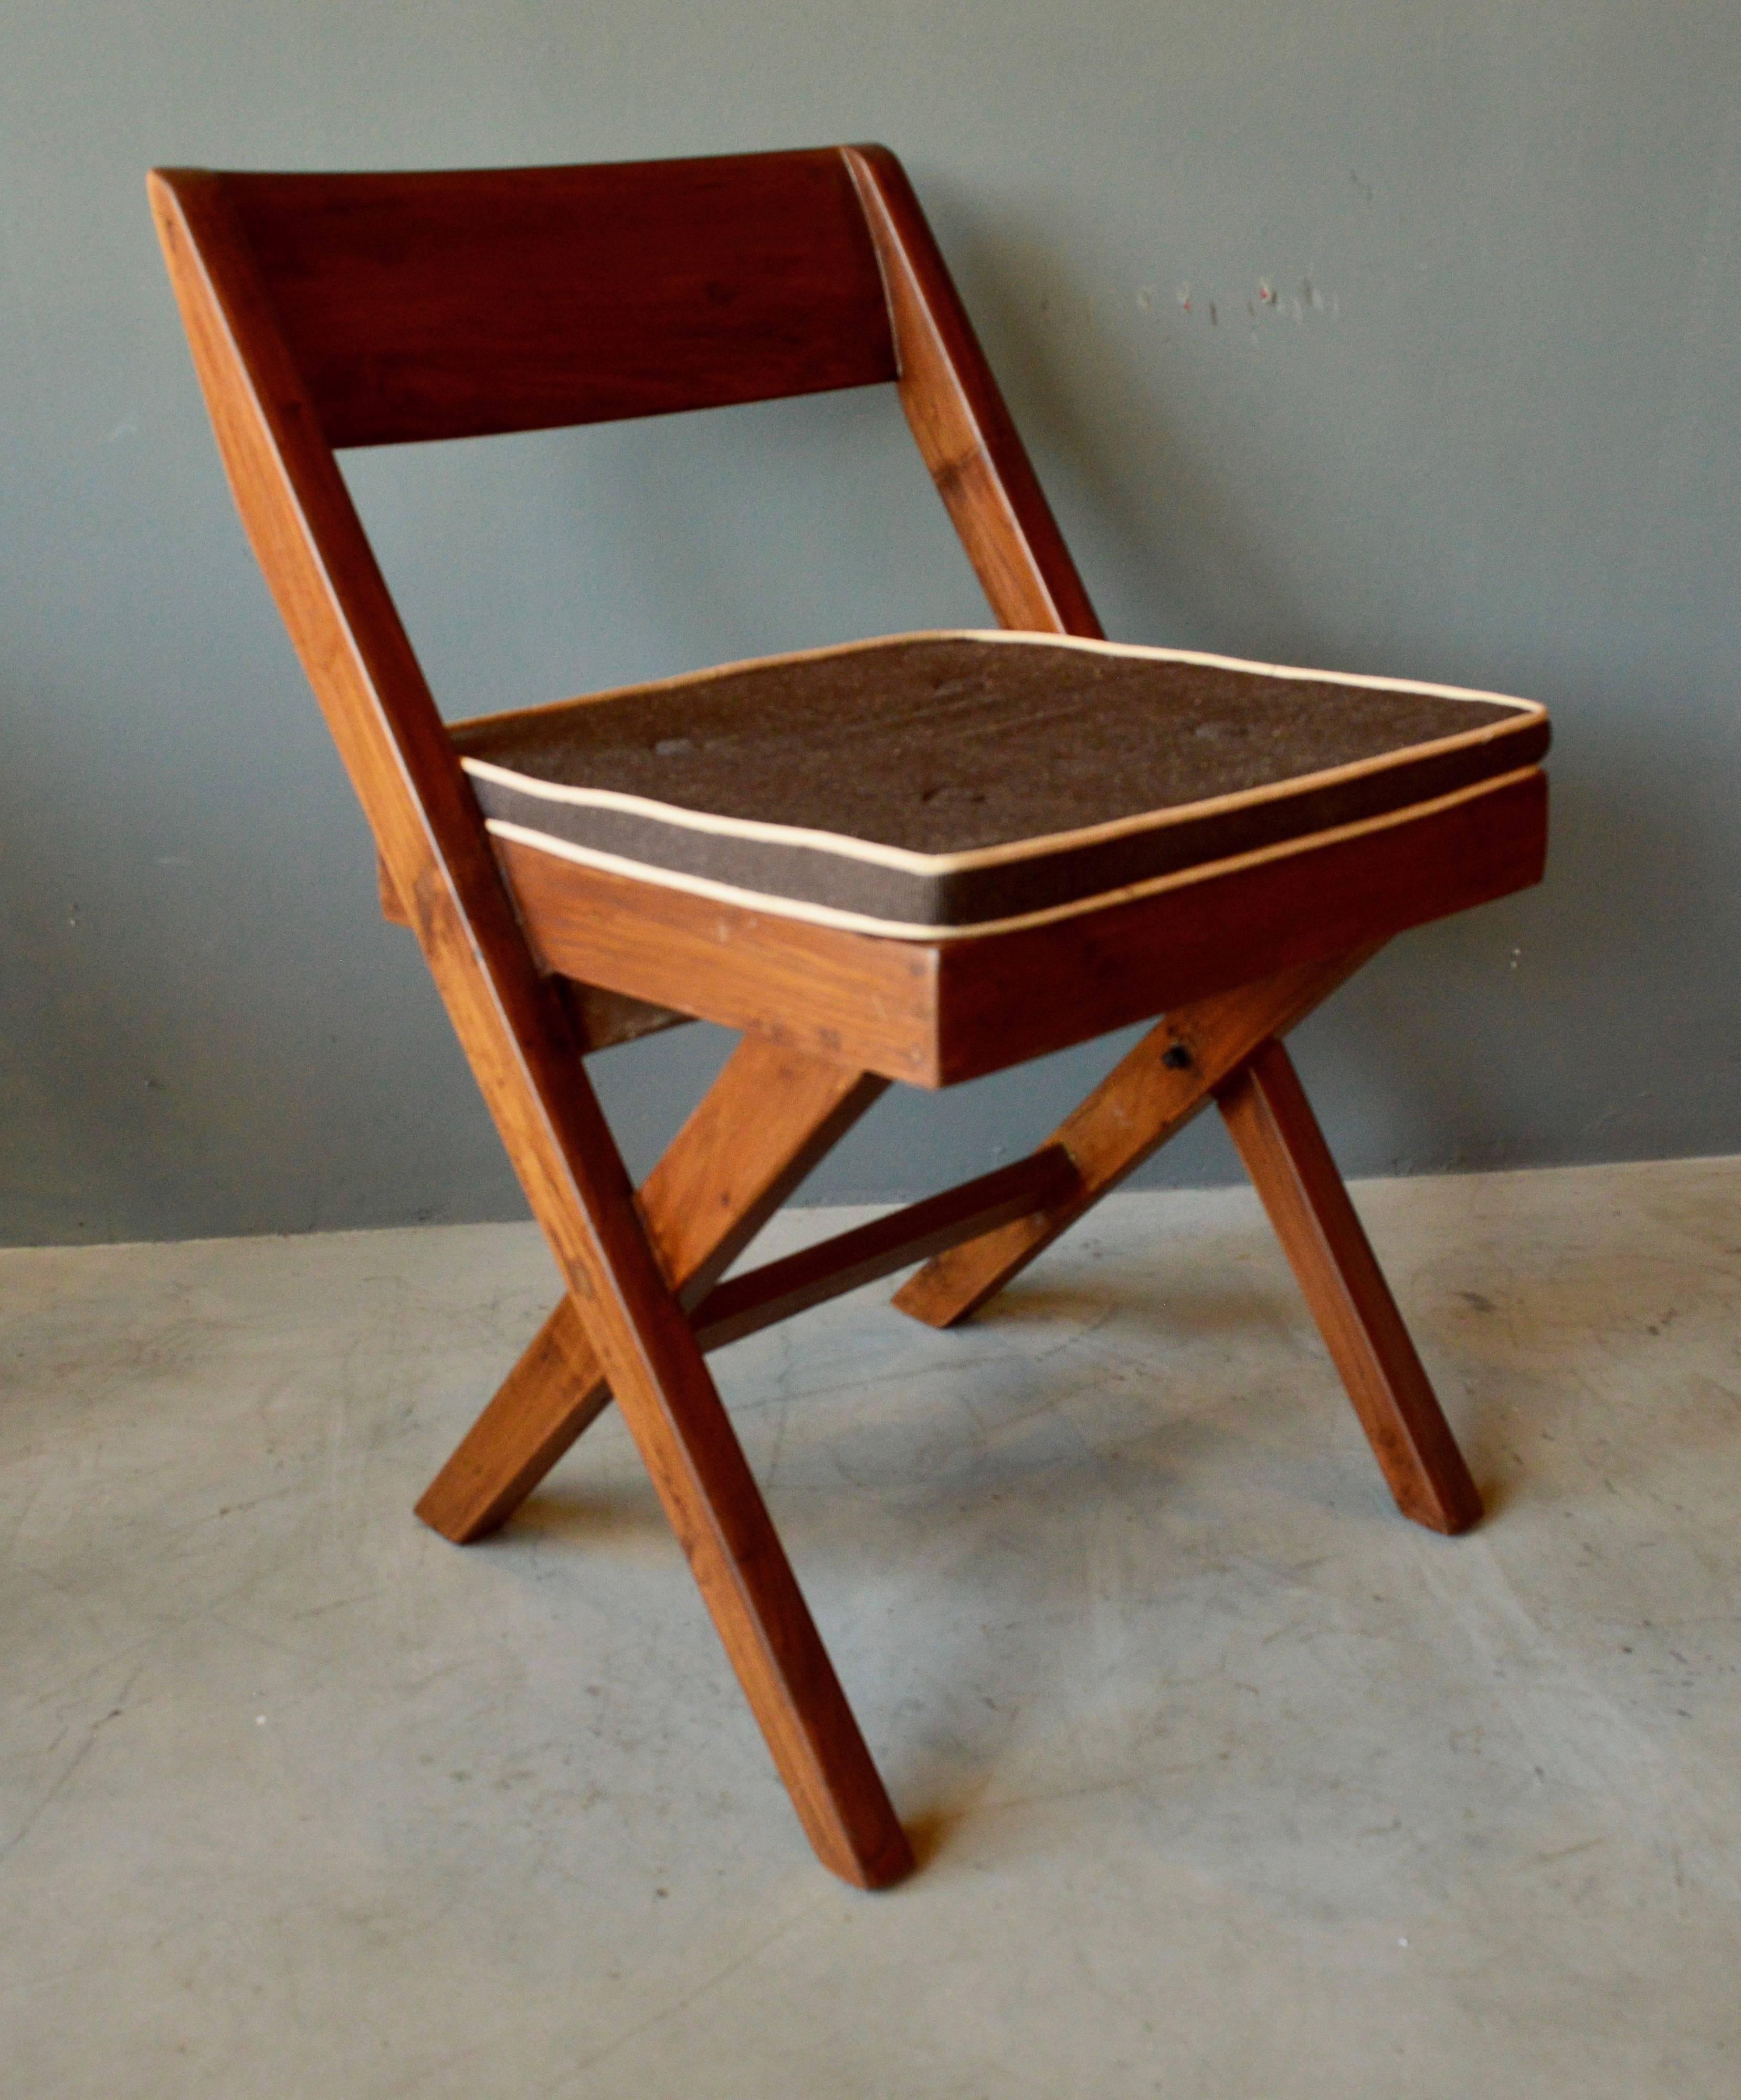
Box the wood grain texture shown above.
[845,145,1102,637]
[894,948,1379,1328]
[151,167,911,1888]
[417,1078,1064,1548]
[376,843,409,923]
[416,1291,611,1548]
[495,771,1547,1088]
[645,1049,890,1310]
[383,847,692,1053]
[932,774,1545,1082]
[370,133,1120,1561]
[690,1144,1078,1350]
[1215,1037,1484,1535]
[213,152,895,448]
[499,834,943,1080]
[415,1037,887,1544]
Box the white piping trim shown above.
[455,627,1548,733]
[458,631,1545,876]
[486,765,1543,944]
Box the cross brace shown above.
[418,943,1479,1548]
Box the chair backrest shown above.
[149,141,1107,1247]
[149,142,1102,984]
[151,144,1099,656]
[217,151,899,448]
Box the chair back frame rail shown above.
[151,144,1534,1886]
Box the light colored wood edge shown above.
[376,844,410,921]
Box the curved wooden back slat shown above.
[209,150,898,448]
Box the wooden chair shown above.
[149,145,1549,1888]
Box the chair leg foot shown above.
[415,1295,608,1542]
[596,1266,915,1888]
[1215,1037,1483,1535]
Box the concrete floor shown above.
[3,1156,1739,2097]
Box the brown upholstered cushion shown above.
[453,632,1549,938]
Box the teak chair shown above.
[150,145,1549,1888]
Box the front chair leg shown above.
[1214,1037,1483,1535]
[457,995,911,1886]
[416,1036,888,1542]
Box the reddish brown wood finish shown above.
[413,1079,1067,1549]
[418,1292,609,1545]
[844,147,1102,636]
[1215,1037,1483,1534]
[501,835,941,1081]
[416,1037,887,1543]
[383,846,689,1053]
[551,980,691,1056]
[151,164,912,1889]
[494,771,1546,1088]
[932,775,1544,1083]
[895,948,1379,1327]
[690,1144,1077,1350]
[219,152,896,447]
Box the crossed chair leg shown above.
[415,942,1481,1882]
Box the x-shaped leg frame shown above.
[422,943,1479,1548]
[415,943,1481,1883]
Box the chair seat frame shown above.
[151,144,1544,1886]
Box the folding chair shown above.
[150,145,1549,1888]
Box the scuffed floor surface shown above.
[3,1158,1739,2097]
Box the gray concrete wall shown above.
[4,3,1738,1244]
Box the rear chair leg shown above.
[893,948,1377,1329]
[415,1295,611,1542]
[1214,1037,1482,1535]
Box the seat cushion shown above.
[453,631,1549,939]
